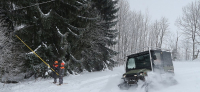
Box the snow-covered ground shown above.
[1,61,200,92]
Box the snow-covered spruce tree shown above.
[98,0,119,69]
[81,0,118,71]
[0,7,25,82]
[60,0,119,72]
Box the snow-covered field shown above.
[1,61,200,92]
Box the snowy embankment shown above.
[1,61,200,92]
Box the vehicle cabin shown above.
[126,49,174,74]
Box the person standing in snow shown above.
[53,61,59,83]
[59,62,65,85]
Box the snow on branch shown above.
[26,45,41,54]
[77,15,98,21]
[67,23,85,31]
[36,4,44,17]
[75,1,84,5]
[42,42,47,48]
[67,28,79,37]
[56,26,68,37]
[56,26,62,36]
[44,9,52,17]
[36,3,52,18]
[14,24,26,31]
[70,54,84,63]
[12,3,16,10]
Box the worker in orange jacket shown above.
[59,62,65,85]
[53,61,59,83]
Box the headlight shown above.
[168,69,174,72]
[140,73,143,75]
[123,75,126,78]
[134,75,137,76]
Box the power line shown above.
[11,0,55,11]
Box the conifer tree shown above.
[0,0,119,78]
[0,7,25,82]
[78,0,118,71]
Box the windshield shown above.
[127,54,151,70]
[127,58,136,69]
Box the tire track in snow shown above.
[78,74,118,88]
[66,74,119,92]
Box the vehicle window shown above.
[162,52,173,66]
[135,54,151,68]
[127,58,136,69]
[154,52,162,65]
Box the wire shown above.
[11,0,55,11]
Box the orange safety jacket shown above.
[60,67,65,69]
[53,64,59,68]
[60,65,65,69]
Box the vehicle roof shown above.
[127,50,150,58]
[127,49,165,58]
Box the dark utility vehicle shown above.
[118,49,174,89]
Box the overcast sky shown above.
[127,0,197,34]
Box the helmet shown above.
[61,62,65,66]
[54,61,58,64]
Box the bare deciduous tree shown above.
[115,0,130,64]
[176,1,200,60]
[114,0,171,64]
[159,17,169,48]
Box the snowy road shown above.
[1,61,200,92]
